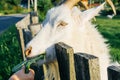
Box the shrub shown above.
[0,25,23,80]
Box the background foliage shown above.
[37,0,53,21]
[0,25,22,80]
[0,0,27,14]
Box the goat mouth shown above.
[27,52,46,60]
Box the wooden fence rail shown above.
[55,43,120,80]
[16,12,120,80]
[108,66,120,80]
[74,53,100,80]
[55,42,76,80]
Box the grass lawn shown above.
[0,16,120,79]
[95,16,120,63]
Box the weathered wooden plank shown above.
[43,60,60,80]
[23,29,32,45]
[16,14,30,29]
[17,28,26,60]
[74,53,100,80]
[30,11,39,24]
[28,23,41,37]
[55,42,76,80]
[43,64,48,80]
[16,14,31,60]
[108,66,120,80]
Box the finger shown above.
[25,69,35,80]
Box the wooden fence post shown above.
[30,12,39,24]
[23,29,32,45]
[108,66,120,80]
[74,53,100,80]
[17,28,26,60]
[28,23,41,37]
[16,14,31,60]
[42,60,60,80]
[55,42,76,80]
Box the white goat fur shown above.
[26,2,110,80]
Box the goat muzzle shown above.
[25,46,32,56]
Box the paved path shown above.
[0,14,26,34]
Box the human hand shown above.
[9,67,35,80]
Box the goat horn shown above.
[106,0,116,15]
[64,0,80,9]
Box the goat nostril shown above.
[25,46,32,56]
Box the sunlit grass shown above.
[95,16,120,63]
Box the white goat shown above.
[25,0,116,80]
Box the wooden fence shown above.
[16,11,40,60]
[16,12,120,80]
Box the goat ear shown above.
[80,2,105,22]
[57,20,68,27]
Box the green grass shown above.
[95,16,120,63]
[0,25,22,80]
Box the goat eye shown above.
[57,21,68,27]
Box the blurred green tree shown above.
[6,0,21,6]
[113,0,120,5]
[0,0,21,10]
[38,0,53,13]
